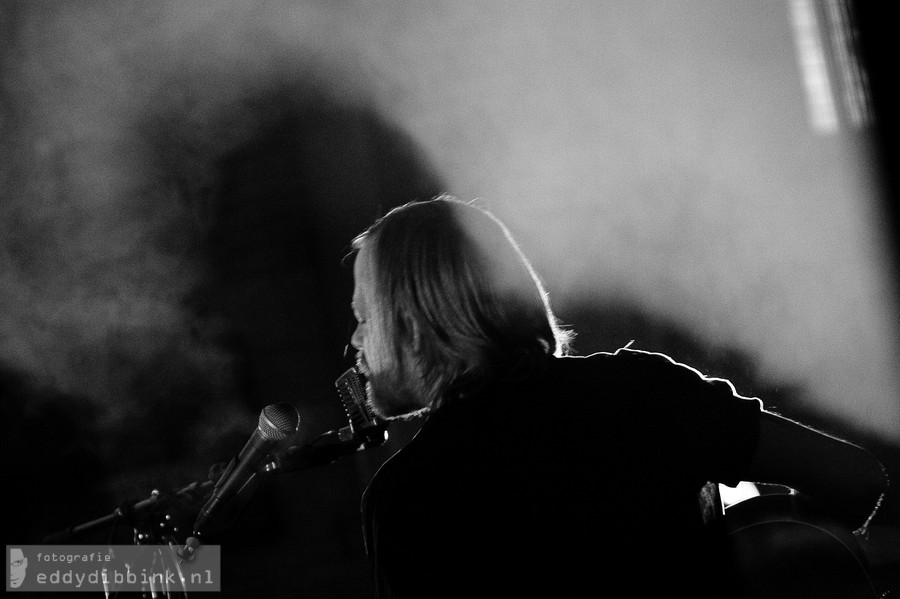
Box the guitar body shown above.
[724,492,880,599]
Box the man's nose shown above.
[350,324,364,350]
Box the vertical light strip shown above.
[789,0,839,134]
[825,0,874,128]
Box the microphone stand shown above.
[41,480,215,599]
[36,423,389,597]
[43,422,389,545]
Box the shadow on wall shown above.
[181,83,444,424]
[170,86,445,598]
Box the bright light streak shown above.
[789,0,839,134]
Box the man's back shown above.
[362,349,762,597]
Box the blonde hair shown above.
[351,195,572,408]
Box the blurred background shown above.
[2,1,898,597]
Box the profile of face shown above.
[351,243,427,419]
[9,548,27,589]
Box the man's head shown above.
[350,195,571,418]
[9,548,27,588]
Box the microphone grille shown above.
[335,367,380,433]
[258,403,301,440]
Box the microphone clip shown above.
[177,537,200,563]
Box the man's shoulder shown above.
[556,345,732,384]
[552,345,683,380]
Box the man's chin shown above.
[367,381,428,421]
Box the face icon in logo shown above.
[9,548,27,589]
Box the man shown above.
[348,195,888,597]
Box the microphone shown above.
[193,403,300,536]
[264,367,387,473]
[334,366,386,447]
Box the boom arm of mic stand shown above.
[42,480,214,544]
[264,424,389,474]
